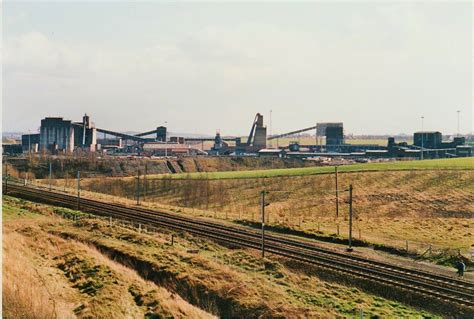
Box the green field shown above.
[148,158,473,180]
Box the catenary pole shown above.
[144,163,147,201]
[136,168,141,205]
[77,171,80,210]
[348,184,354,251]
[335,166,339,218]
[261,190,266,258]
[49,161,52,191]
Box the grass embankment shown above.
[2,197,212,319]
[4,155,321,180]
[136,158,474,180]
[3,197,437,318]
[73,159,473,253]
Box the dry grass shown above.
[53,169,474,252]
[3,223,78,319]
[2,197,213,319]
[3,197,436,318]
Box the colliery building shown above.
[21,133,40,152]
[413,131,466,150]
[39,117,75,152]
[16,113,472,159]
[23,114,98,154]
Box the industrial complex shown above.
[4,113,472,159]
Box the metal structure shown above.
[134,126,167,141]
[244,113,267,149]
[94,128,145,142]
[268,122,345,146]
[268,125,317,140]
[347,184,353,251]
[316,123,343,137]
[19,113,471,158]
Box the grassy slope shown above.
[2,197,435,318]
[2,197,213,319]
[146,158,473,180]
[75,160,473,252]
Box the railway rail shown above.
[5,183,474,310]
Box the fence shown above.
[3,160,473,257]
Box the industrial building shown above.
[414,131,442,149]
[325,126,344,145]
[316,123,344,145]
[142,142,206,156]
[96,138,122,151]
[74,114,97,151]
[263,124,471,159]
[21,133,40,152]
[413,131,466,150]
[39,117,75,152]
[34,114,98,153]
[236,113,267,153]
[15,112,472,159]
[2,143,23,155]
[134,126,167,141]
[208,113,268,155]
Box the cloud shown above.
[4,32,87,78]
[2,2,471,134]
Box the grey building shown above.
[326,126,344,145]
[40,117,75,152]
[413,131,442,149]
[39,114,97,153]
[21,133,40,152]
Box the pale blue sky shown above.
[2,1,472,136]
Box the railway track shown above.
[5,183,474,310]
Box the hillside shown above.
[144,158,474,179]
[4,156,321,179]
[68,159,474,254]
[2,197,438,318]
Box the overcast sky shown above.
[2,1,472,136]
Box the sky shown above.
[2,1,473,136]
